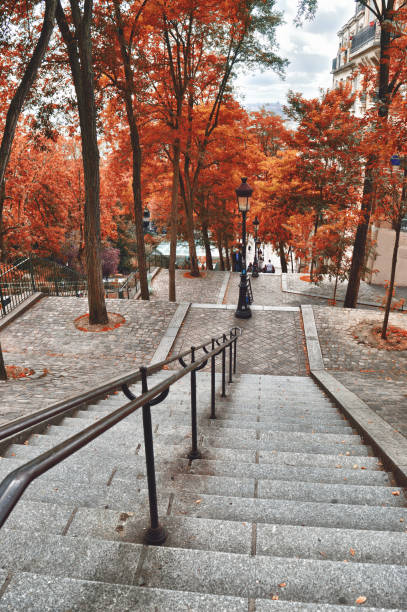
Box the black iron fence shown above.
[351,23,376,53]
[0,256,86,318]
[0,327,242,544]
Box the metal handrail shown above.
[0,330,236,442]
[0,327,242,543]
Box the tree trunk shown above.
[168,140,181,302]
[57,0,107,325]
[113,0,149,299]
[0,180,5,262]
[382,223,402,339]
[0,0,57,263]
[217,235,225,271]
[279,242,287,273]
[225,238,231,271]
[345,3,393,308]
[344,159,375,308]
[0,342,6,381]
[309,213,319,282]
[201,222,213,270]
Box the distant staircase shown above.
[0,371,405,610]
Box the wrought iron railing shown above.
[0,327,242,543]
[0,255,86,318]
[351,23,377,53]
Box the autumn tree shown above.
[284,86,364,279]
[56,0,108,324]
[94,0,150,299]
[343,0,407,307]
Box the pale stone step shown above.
[171,492,407,532]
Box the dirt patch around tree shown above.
[352,321,407,351]
[74,312,126,332]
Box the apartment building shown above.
[332,0,407,286]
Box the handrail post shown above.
[229,331,233,383]
[210,338,216,419]
[221,334,226,397]
[233,331,237,374]
[188,347,201,459]
[140,366,167,544]
[29,256,36,292]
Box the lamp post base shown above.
[235,307,252,319]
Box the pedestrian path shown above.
[0,371,405,610]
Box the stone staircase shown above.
[0,372,405,610]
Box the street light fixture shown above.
[252,215,260,278]
[235,177,253,319]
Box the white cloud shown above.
[235,0,354,107]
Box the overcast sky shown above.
[235,0,354,108]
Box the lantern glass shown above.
[238,196,250,212]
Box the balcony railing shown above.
[351,23,377,54]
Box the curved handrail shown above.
[0,327,242,531]
[0,328,242,442]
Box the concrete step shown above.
[3,453,399,506]
[158,432,371,456]
[61,413,353,436]
[62,507,407,566]
[171,492,407,532]
[137,546,407,608]
[2,445,389,486]
[188,459,392,486]
[0,532,405,608]
[0,573,251,611]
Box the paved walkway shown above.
[150,270,227,304]
[313,306,407,438]
[285,273,407,307]
[0,297,176,425]
[224,273,328,307]
[170,306,307,376]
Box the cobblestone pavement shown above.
[224,273,329,307]
[169,307,308,376]
[285,273,407,307]
[150,269,227,304]
[0,297,176,425]
[313,306,407,438]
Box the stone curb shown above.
[191,303,298,312]
[217,272,230,304]
[0,293,43,332]
[300,305,407,486]
[282,273,398,311]
[149,302,190,365]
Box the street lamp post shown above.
[252,215,260,278]
[235,177,253,319]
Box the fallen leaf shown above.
[400,518,404,522]
[271,595,279,600]
[356,596,367,605]
[353,465,358,469]
[279,582,287,588]
[392,491,400,496]
[345,451,350,456]
[319,551,327,557]
[350,548,355,556]
[336,465,342,469]
[195,499,202,504]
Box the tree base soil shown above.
[5,366,35,379]
[74,312,126,332]
[352,322,407,351]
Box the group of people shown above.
[247,260,275,274]
[232,247,276,274]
